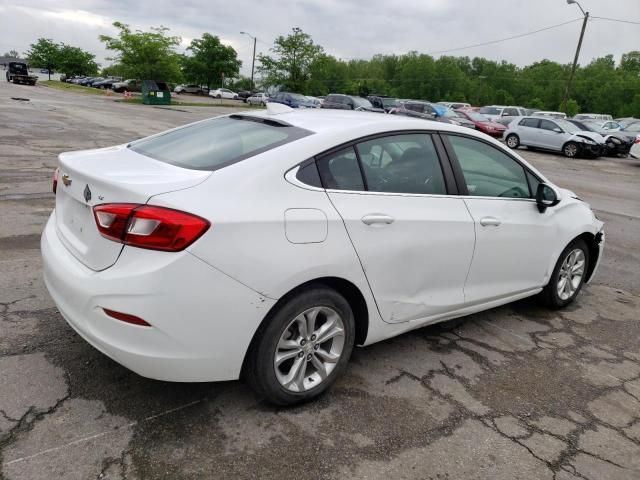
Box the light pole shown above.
[240,31,257,91]
[561,0,589,113]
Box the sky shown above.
[0,0,638,76]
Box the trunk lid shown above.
[55,145,210,271]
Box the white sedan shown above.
[42,104,604,405]
[209,88,237,99]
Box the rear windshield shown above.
[479,107,500,115]
[129,116,312,171]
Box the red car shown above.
[455,109,507,138]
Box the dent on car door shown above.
[318,133,475,324]
[443,134,558,304]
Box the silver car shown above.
[504,117,605,158]
[247,92,269,106]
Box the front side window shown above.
[356,134,446,195]
[447,135,531,199]
[540,119,559,131]
[317,147,365,191]
[519,118,539,128]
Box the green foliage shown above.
[26,38,97,76]
[26,38,59,70]
[99,22,182,82]
[564,99,581,117]
[258,27,324,91]
[181,33,241,89]
[101,64,125,78]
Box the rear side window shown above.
[129,116,311,171]
[317,147,365,191]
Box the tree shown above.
[57,44,98,77]
[181,33,241,89]
[99,22,182,82]
[620,51,640,75]
[3,50,19,58]
[258,27,324,91]
[26,38,59,79]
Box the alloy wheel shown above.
[564,143,578,157]
[557,248,586,300]
[506,135,519,148]
[274,306,345,392]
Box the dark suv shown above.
[321,94,384,113]
[268,92,318,109]
[368,95,397,112]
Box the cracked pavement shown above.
[1,80,639,479]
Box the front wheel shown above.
[540,239,589,308]
[563,142,579,158]
[244,286,355,405]
[506,134,520,149]
[216,94,221,99]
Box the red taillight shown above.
[52,168,59,194]
[103,308,151,326]
[93,203,210,252]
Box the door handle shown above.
[480,216,501,227]
[361,214,395,226]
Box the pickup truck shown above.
[112,79,141,93]
[5,62,38,85]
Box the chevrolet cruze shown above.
[42,104,604,405]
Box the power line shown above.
[591,16,640,26]
[425,18,583,55]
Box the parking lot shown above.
[1,79,639,479]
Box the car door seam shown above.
[321,190,387,323]
[461,198,478,304]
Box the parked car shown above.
[112,79,141,93]
[574,113,613,121]
[174,84,205,95]
[532,111,568,119]
[269,92,319,109]
[438,101,471,109]
[321,94,384,113]
[209,88,238,99]
[588,120,622,132]
[567,119,635,157]
[391,100,439,120]
[368,95,398,112]
[42,105,605,405]
[92,79,117,89]
[505,117,605,158]
[615,117,638,128]
[305,96,323,108]
[77,77,99,86]
[456,110,507,138]
[478,106,528,122]
[236,90,253,102]
[247,92,269,106]
[439,109,476,129]
[620,122,640,159]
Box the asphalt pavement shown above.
[1,80,639,480]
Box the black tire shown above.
[216,94,221,99]
[563,141,580,158]
[539,238,590,309]
[245,285,355,406]
[506,134,520,149]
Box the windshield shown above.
[442,110,461,118]
[623,122,640,132]
[129,116,311,171]
[466,111,489,122]
[479,107,500,115]
[554,119,580,133]
[381,98,398,108]
[352,97,373,108]
[579,121,605,133]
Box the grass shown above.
[40,80,108,96]
[114,98,264,109]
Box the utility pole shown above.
[561,2,589,112]
[241,32,257,91]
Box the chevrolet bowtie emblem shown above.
[62,174,72,187]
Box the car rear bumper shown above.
[41,211,276,382]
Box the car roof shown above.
[234,108,481,136]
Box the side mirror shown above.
[536,183,560,213]
[553,127,563,133]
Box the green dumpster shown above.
[141,80,171,105]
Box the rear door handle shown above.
[361,214,395,226]
[480,216,501,227]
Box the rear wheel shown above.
[540,239,589,308]
[506,134,520,149]
[563,142,579,158]
[245,286,355,405]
